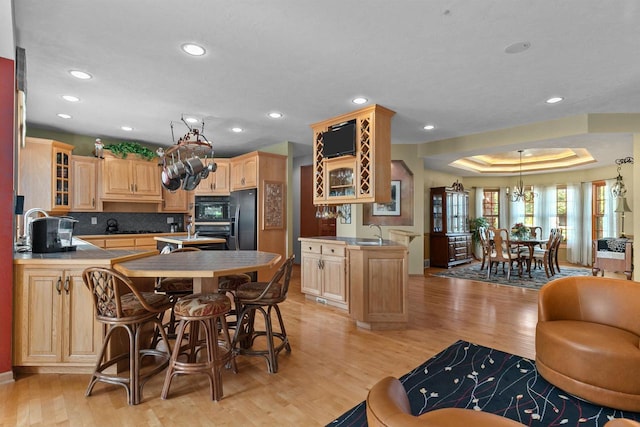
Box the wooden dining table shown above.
[509,238,545,276]
[113,250,282,293]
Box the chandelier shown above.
[507,150,535,203]
[157,116,216,191]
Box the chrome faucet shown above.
[369,223,383,245]
[23,208,49,247]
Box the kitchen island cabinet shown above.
[298,237,409,329]
[13,244,154,373]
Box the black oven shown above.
[194,196,230,223]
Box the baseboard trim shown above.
[0,370,15,384]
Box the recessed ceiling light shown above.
[546,96,564,104]
[352,97,368,105]
[231,127,243,133]
[69,70,92,80]
[423,124,436,130]
[504,41,531,54]
[268,112,283,119]
[185,117,199,124]
[57,113,72,119]
[181,43,206,56]
[121,126,133,131]
[62,95,80,102]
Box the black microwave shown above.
[194,196,230,222]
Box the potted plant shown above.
[469,217,490,259]
[103,141,156,160]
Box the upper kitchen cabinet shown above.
[100,153,162,202]
[71,156,101,212]
[195,158,230,195]
[230,152,258,190]
[19,137,74,214]
[311,104,395,205]
[162,185,191,212]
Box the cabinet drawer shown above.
[301,242,322,254]
[104,238,136,248]
[322,244,345,257]
[134,236,157,247]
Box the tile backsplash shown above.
[69,212,184,235]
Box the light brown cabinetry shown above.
[162,187,190,212]
[429,186,473,268]
[300,241,348,309]
[195,159,230,195]
[71,155,100,212]
[19,137,74,214]
[311,104,395,205]
[13,265,102,369]
[85,235,160,250]
[230,153,258,190]
[101,155,161,202]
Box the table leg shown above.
[192,277,219,294]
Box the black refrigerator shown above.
[229,189,257,251]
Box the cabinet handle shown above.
[64,276,70,295]
[212,183,216,190]
[55,277,62,295]
[317,260,322,269]
[134,183,138,192]
[130,184,134,193]
[241,177,245,185]
[92,198,95,207]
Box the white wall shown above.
[0,0,14,60]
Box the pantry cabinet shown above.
[19,137,74,214]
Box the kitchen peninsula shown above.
[298,236,409,330]
[13,240,156,374]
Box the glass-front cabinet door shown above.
[324,156,356,201]
[432,192,443,232]
[54,147,71,209]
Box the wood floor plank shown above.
[1,263,618,426]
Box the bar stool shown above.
[233,254,295,373]
[161,293,236,401]
[217,273,252,328]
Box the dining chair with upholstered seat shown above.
[533,229,557,277]
[478,226,491,271]
[529,226,543,239]
[488,228,525,281]
[233,254,295,373]
[83,267,172,405]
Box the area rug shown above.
[431,264,591,290]
[327,340,640,427]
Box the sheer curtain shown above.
[604,179,618,238]
[533,185,557,238]
[475,187,483,219]
[566,183,582,264]
[499,188,509,228]
[508,189,525,227]
[580,182,593,266]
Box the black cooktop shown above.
[105,230,164,235]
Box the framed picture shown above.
[263,181,285,229]
[372,180,401,216]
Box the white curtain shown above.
[566,183,582,264]
[508,189,525,227]
[533,184,557,238]
[604,179,618,238]
[475,187,483,219]
[499,188,509,228]
[580,182,593,266]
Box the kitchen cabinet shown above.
[71,155,100,212]
[311,104,395,205]
[429,186,473,268]
[162,186,190,212]
[230,153,258,190]
[13,266,102,368]
[101,154,162,202]
[195,158,230,195]
[300,240,348,309]
[19,137,74,214]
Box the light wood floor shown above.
[0,263,600,426]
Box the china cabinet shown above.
[311,104,395,205]
[429,186,473,268]
[19,137,74,214]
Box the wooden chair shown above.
[529,226,543,239]
[552,228,563,273]
[477,226,491,271]
[83,267,172,405]
[488,228,525,281]
[533,230,557,277]
[233,254,295,373]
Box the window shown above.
[523,185,534,227]
[482,189,500,228]
[556,186,567,242]
[592,181,606,240]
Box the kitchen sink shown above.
[355,241,381,246]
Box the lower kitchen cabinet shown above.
[300,241,347,309]
[13,265,103,370]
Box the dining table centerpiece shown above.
[511,223,529,240]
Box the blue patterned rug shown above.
[431,263,591,290]
[327,340,640,426]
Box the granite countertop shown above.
[298,236,405,248]
[13,238,155,264]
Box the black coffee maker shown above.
[31,217,78,253]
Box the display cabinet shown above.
[429,185,473,268]
[325,156,356,200]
